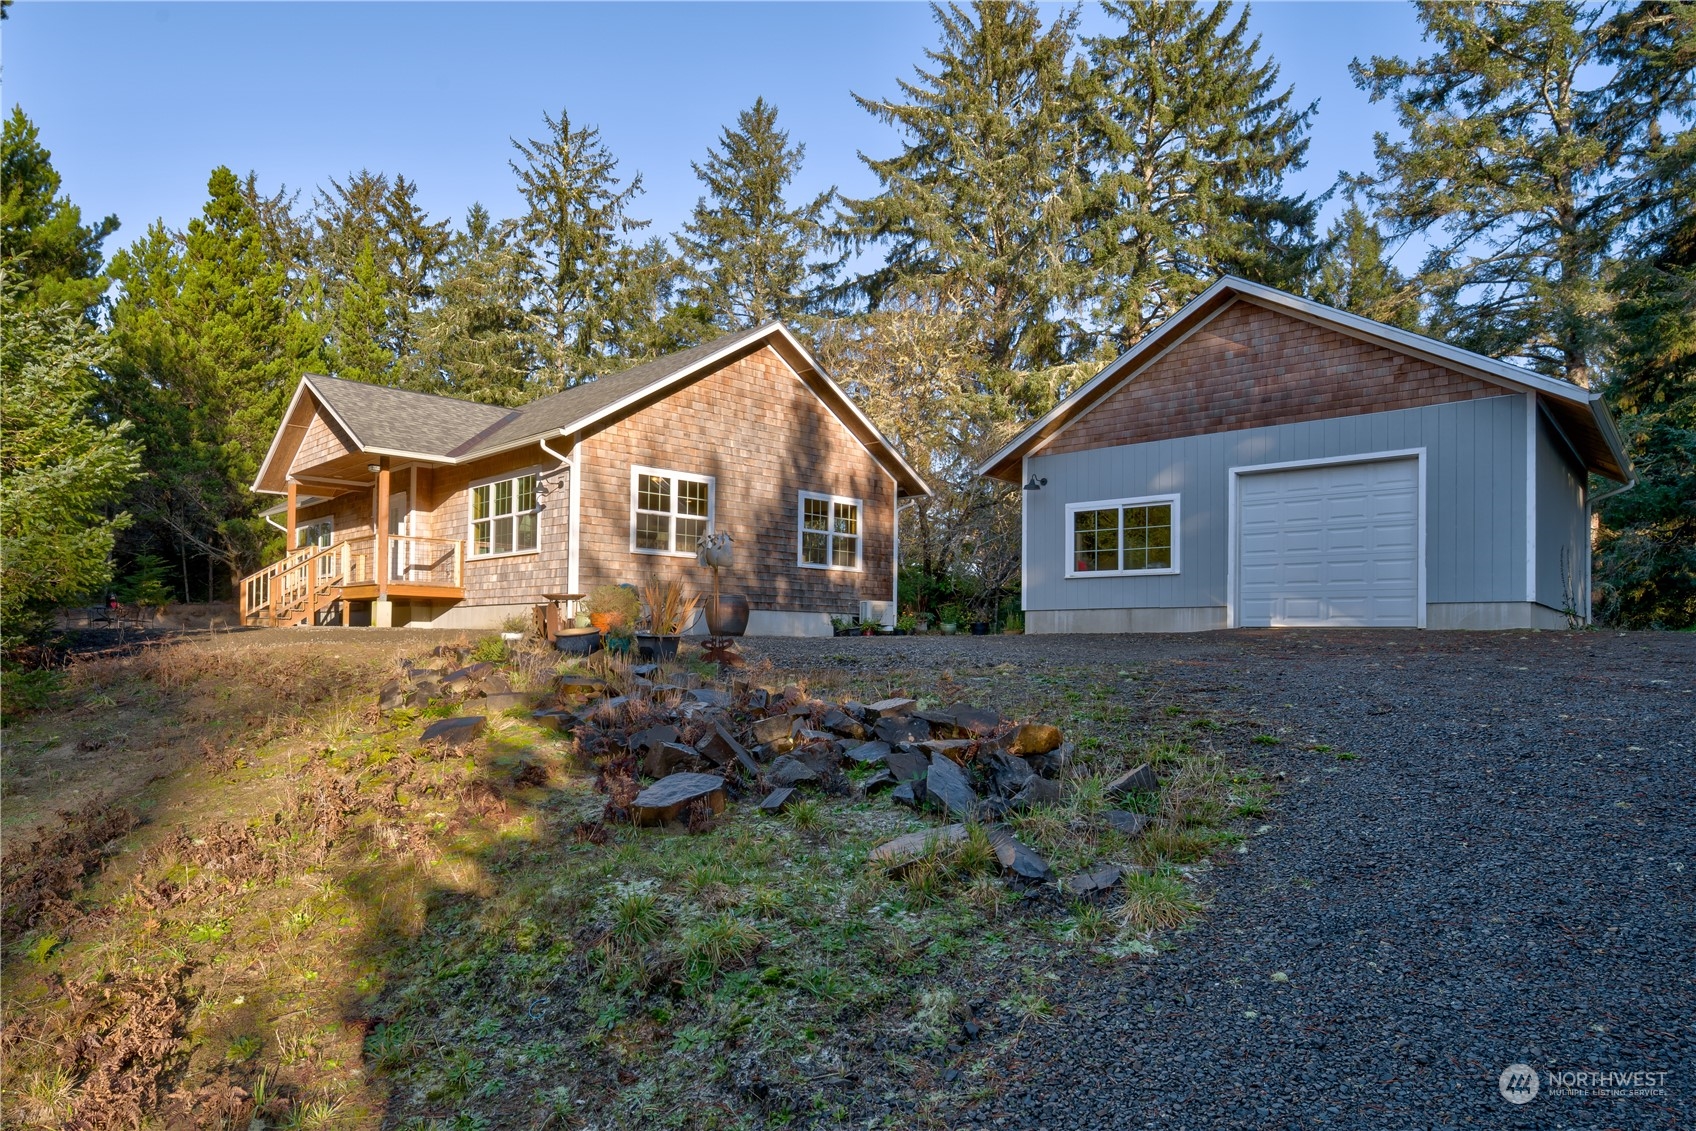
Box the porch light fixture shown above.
[366,463,381,473]
[1023,475,1047,491]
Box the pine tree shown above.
[421,203,536,405]
[1,107,119,317]
[677,98,836,329]
[510,109,652,388]
[107,168,325,582]
[330,237,394,384]
[844,1,1089,396]
[1349,2,1656,386]
[1310,203,1421,329]
[1080,0,1317,349]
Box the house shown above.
[245,322,929,634]
[980,277,1634,632]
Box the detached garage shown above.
[981,277,1635,632]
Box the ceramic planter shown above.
[636,632,681,662]
[554,627,601,656]
[705,594,750,636]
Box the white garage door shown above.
[1236,458,1420,627]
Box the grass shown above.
[0,635,1272,1129]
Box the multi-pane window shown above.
[632,467,713,555]
[297,519,335,577]
[470,473,539,557]
[798,492,861,570]
[1066,496,1178,576]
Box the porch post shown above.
[286,481,298,551]
[374,460,393,627]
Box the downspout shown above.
[1585,471,1638,624]
[540,433,580,600]
[264,514,287,534]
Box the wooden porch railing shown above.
[239,543,343,627]
[342,534,463,589]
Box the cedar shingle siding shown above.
[1042,300,1502,456]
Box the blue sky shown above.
[5,1,1425,260]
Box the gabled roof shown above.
[977,276,1633,484]
[254,322,932,497]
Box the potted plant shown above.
[695,533,748,637]
[636,579,701,662]
[830,615,855,637]
[938,602,965,635]
[583,583,639,655]
[896,613,916,636]
[605,623,636,657]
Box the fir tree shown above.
[677,97,836,329]
[509,108,652,388]
[421,203,536,405]
[844,1,1090,398]
[1351,2,1643,386]
[1,107,119,317]
[1310,203,1420,329]
[107,168,325,582]
[331,237,394,384]
[1080,0,1317,349]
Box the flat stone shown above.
[644,741,700,779]
[631,773,725,826]
[421,716,486,750]
[530,708,578,732]
[799,748,841,776]
[914,708,960,737]
[948,703,1003,736]
[841,700,870,722]
[758,786,796,814]
[556,674,606,692]
[752,715,798,752]
[1106,763,1159,799]
[766,755,818,787]
[1104,809,1151,837]
[891,782,922,808]
[481,691,535,714]
[744,688,769,711]
[630,663,660,677]
[796,728,837,744]
[628,724,681,756]
[1026,741,1075,779]
[988,826,1053,881]
[696,724,759,776]
[869,824,967,871]
[404,689,431,709]
[885,748,930,786]
[1005,723,1063,756]
[820,708,868,740]
[483,673,512,694]
[983,750,1034,796]
[845,740,891,765]
[865,697,917,717]
[412,676,442,698]
[921,738,976,761]
[926,754,978,820]
[378,679,406,711]
[1063,866,1124,897]
[1010,776,1062,810]
[686,687,731,708]
[859,768,896,793]
[874,715,931,746]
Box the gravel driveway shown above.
[747,629,1694,1130]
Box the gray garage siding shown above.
[1023,393,1529,613]
[1534,409,1589,617]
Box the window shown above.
[630,466,714,556]
[470,472,539,558]
[296,518,335,577]
[1065,495,1179,577]
[798,491,862,571]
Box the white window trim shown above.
[1063,494,1181,578]
[295,515,333,545]
[629,464,716,558]
[467,468,543,560]
[797,490,865,572]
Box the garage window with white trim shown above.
[632,466,713,556]
[470,473,539,558]
[798,491,861,570]
[1065,495,1179,577]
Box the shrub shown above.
[1116,872,1203,932]
[470,636,508,664]
[585,584,640,633]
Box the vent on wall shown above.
[859,600,895,628]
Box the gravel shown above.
[746,629,1695,1129]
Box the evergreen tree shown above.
[1081,0,1317,348]
[677,97,836,329]
[107,168,325,584]
[1350,2,1657,386]
[0,276,140,644]
[1,107,119,316]
[331,237,394,384]
[510,109,653,388]
[421,203,536,405]
[1310,202,1421,329]
[844,1,1089,400]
